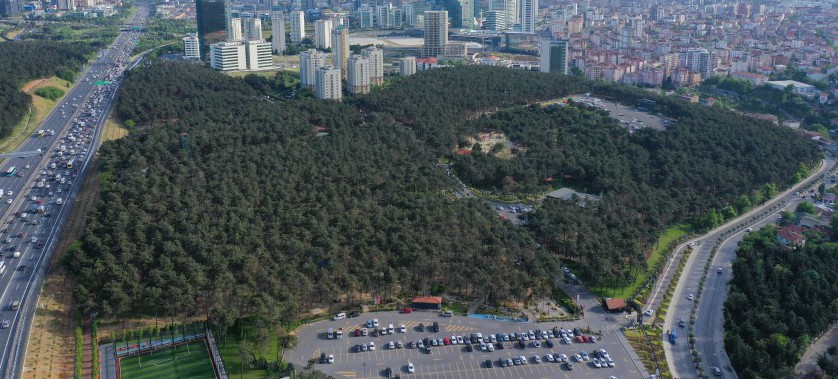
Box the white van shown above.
[333,312,346,321]
[387,324,394,334]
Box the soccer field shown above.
[119,341,217,379]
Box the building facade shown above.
[331,27,350,78]
[316,65,343,100]
[347,55,371,94]
[291,10,306,43]
[243,14,263,41]
[314,19,333,49]
[271,9,286,54]
[227,17,243,42]
[399,57,417,76]
[245,40,273,69]
[183,33,201,59]
[443,0,473,29]
[300,49,327,90]
[210,41,247,71]
[519,0,537,33]
[680,48,717,78]
[422,11,448,57]
[539,39,569,74]
[196,0,227,60]
[361,46,384,85]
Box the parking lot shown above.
[285,311,644,379]
[571,95,672,131]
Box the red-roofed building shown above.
[416,58,439,71]
[777,225,806,247]
[412,296,443,310]
[602,298,627,312]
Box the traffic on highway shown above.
[0,6,148,377]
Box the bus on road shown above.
[66,159,75,169]
[4,167,16,176]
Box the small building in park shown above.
[411,296,443,311]
[603,298,627,313]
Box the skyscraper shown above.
[331,27,350,78]
[300,49,327,90]
[196,0,228,60]
[519,0,536,33]
[489,0,515,30]
[443,0,473,29]
[314,19,333,49]
[539,39,568,74]
[361,46,384,85]
[228,17,243,42]
[316,65,343,100]
[422,11,448,57]
[1,0,20,15]
[348,55,371,94]
[484,10,506,31]
[271,9,287,54]
[243,14,263,41]
[291,10,306,43]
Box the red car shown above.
[575,336,584,343]
[582,335,591,343]
[354,329,361,337]
[400,308,413,314]
[443,337,451,345]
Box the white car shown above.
[399,324,406,333]
[327,354,334,364]
[13,251,20,258]
[687,294,694,301]
[559,354,569,362]
[369,342,375,351]
[644,309,654,316]
[592,358,602,368]
[545,354,555,362]
[407,362,415,373]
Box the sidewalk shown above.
[99,343,116,379]
[615,329,652,379]
[796,323,838,375]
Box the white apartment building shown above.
[331,27,349,77]
[243,15,263,41]
[183,33,200,59]
[347,55,371,94]
[314,19,333,49]
[246,40,273,69]
[291,10,305,43]
[361,46,384,85]
[316,65,342,100]
[399,56,416,76]
[210,41,247,71]
[228,17,243,42]
[271,9,286,54]
[300,49,327,90]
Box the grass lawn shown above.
[593,224,690,299]
[0,76,70,154]
[215,324,282,379]
[119,341,215,379]
[103,118,129,141]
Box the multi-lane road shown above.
[665,157,835,378]
[0,6,148,377]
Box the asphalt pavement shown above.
[0,7,148,377]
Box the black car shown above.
[517,341,526,349]
[417,323,425,332]
[9,245,16,251]
[320,352,327,363]
[384,367,392,377]
[432,322,439,333]
[465,344,474,352]
[36,243,44,249]
[496,342,504,350]
[485,359,494,368]
[499,359,508,367]
[545,339,554,348]
[348,311,361,318]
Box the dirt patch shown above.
[103,118,128,141]
[23,156,102,378]
[459,131,524,159]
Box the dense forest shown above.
[68,63,821,333]
[724,228,838,379]
[0,41,95,137]
[70,63,545,330]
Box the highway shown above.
[664,157,835,379]
[0,5,148,377]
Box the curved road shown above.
[0,6,148,377]
[665,157,835,379]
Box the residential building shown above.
[539,39,569,74]
[316,65,342,100]
[361,46,384,85]
[291,10,306,43]
[422,11,448,57]
[210,41,247,71]
[347,55,371,94]
[196,0,227,60]
[183,33,201,59]
[271,9,286,54]
[399,57,416,76]
[331,27,350,77]
[314,19,333,49]
[300,49,327,90]
[357,6,375,28]
[519,0,536,33]
[680,48,717,78]
[243,14,262,41]
[227,17,243,42]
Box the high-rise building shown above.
[196,0,228,60]
[376,4,399,29]
[519,0,536,33]
[245,40,273,69]
[484,10,506,31]
[271,9,286,54]
[399,57,416,76]
[0,0,20,16]
[357,6,375,28]
[228,17,243,42]
[331,27,350,77]
[443,0,473,29]
[422,11,448,57]
[489,0,515,29]
[57,0,74,11]
[316,65,342,100]
[183,33,201,59]
[680,48,717,78]
[314,19,333,49]
[361,46,384,85]
[243,14,263,41]
[291,10,306,43]
[347,55,371,94]
[300,49,327,90]
[539,39,568,74]
[210,41,247,70]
